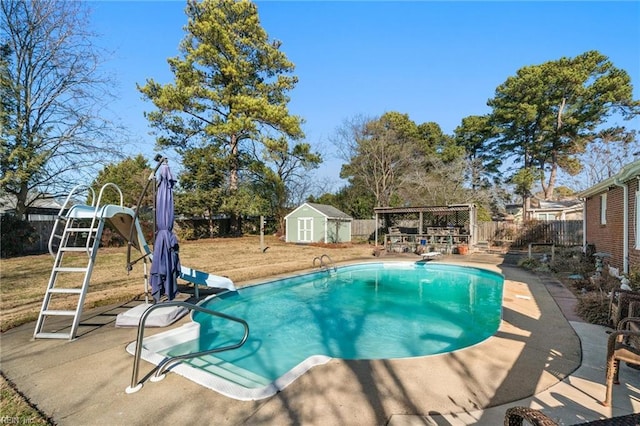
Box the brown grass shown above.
[1,235,375,332]
[0,373,52,425]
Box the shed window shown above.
[600,193,607,225]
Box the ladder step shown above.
[64,227,95,233]
[36,212,105,340]
[59,247,92,252]
[34,332,73,340]
[47,288,83,294]
[42,309,77,316]
[54,267,89,273]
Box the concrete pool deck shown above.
[1,253,639,425]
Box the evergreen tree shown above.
[139,0,305,233]
[488,50,639,201]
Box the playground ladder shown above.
[33,184,122,340]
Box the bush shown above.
[101,227,126,247]
[518,257,551,272]
[549,247,593,276]
[0,215,38,258]
[575,292,610,325]
[627,266,640,292]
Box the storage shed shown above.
[285,202,352,244]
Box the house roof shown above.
[579,159,640,198]
[529,199,583,212]
[0,193,64,214]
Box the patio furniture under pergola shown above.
[373,204,477,254]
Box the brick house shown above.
[578,159,640,275]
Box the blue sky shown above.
[90,1,640,190]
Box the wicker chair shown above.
[504,406,640,425]
[603,316,640,407]
[504,406,558,425]
[609,288,640,328]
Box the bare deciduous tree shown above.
[335,114,415,207]
[575,128,639,189]
[1,0,123,219]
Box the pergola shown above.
[374,204,478,252]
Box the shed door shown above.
[298,217,313,242]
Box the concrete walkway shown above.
[1,254,639,425]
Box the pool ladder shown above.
[125,301,249,394]
[313,254,336,273]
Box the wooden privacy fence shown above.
[22,220,56,254]
[475,220,583,247]
[350,219,583,247]
[21,218,582,254]
[351,219,377,240]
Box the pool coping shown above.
[126,321,332,400]
[129,261,504,401]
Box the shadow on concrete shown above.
[0,251,617,426]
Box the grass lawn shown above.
[1,235,375,332]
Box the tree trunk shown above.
[15,184,29,221]
[229,134,241,234]
[543,152,558,200]
[229,134,239,192]
[207,207,215,239]
[542,99,565,200]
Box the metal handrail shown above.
[312,254,337,272]
[85,183,124,252]
[48,184,96,256]
[126,300,249,394]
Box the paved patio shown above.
[1,253,639,425]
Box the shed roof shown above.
[306,203,352,219]
[285,202,352,220]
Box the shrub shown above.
[550,247,594,276]
[575,292,610,325]
[101,227,126,247]
[627,266,640,292]
[0,215,38,258]
[518,257,551,272]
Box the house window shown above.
[600,193,607,225]
[536,213,554,221]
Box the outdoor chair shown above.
[603,316,640,407]
[504,406,558,425]
[504,406,640,425]
[609,288,640,329]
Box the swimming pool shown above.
[127,261,504,400]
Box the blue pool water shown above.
[161,262,504,386]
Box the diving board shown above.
[420,251,442,260]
